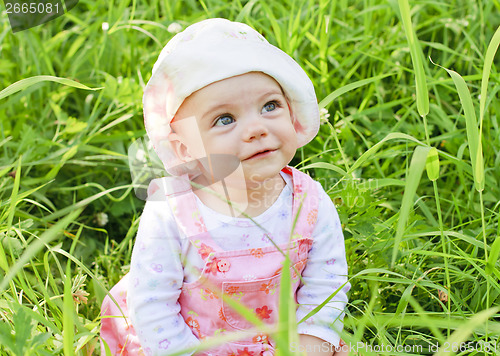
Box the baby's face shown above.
[170,72,297,184]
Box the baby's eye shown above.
[214,115,235,126]
[262,101,278,113]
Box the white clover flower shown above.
[168,22,182,34]
[102,22,109,31]
[135,148,146,161]
[96,212,109,227]
[319,107,330,124]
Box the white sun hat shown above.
[143,18,320,176]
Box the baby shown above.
[100,18,350,356]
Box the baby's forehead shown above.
[186,71,285,102]
[171,72,287,122]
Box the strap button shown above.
[217,259,230,272]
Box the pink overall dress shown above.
[100,166,319,356]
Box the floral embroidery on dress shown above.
[259,281,275,295]
[326,258,336,265]
[252,333,269,344]
[292,233,303,241]
[185,315,201,336]
[212,328,227,338]
[150,263,163,273]
[118,290,127,305]
[255,306,272,319]
[158,339,170,349]
[191,211,206,232]
[225,286,240,296]
[116,343,129,356]
[206,258,221,275]
[195,219,206,232]
[307,208,318,225]
[218,307,227,321]
[278,209,288,220]
[250,248,264,258]
[199,243,214,259]
[236,347,255,356]
[147,279,159,289]
[200,288,219,300]
[153,326,165,334]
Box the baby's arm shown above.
[127,194,199,355]
[296,182,350,353]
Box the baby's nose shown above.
[242,116,268,141]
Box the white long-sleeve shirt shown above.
[127,170,350,355]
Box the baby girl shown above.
[100,18,350,356]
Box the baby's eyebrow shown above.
[200,103,232,122]
[204,103,231,114]
[258,90,285,99]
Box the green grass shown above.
[1,0,499,354]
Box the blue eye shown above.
[214,115,234,126]
[262,101,277,113]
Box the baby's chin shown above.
[193,161,248,189]
[241,168,285,188]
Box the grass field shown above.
[1,0,499,355]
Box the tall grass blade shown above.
[300,162,347,177]
[318,72,395,109]
[63,227,82,356]
[477,25,500,194]
[276,253,292,356]
[297,281,348,324]
[479,25,500,122]
[426,147,440,181]
[486,234,500,274]
[392,146,431,266]
[0,75,99,100]
[0,158,22,275]
[63,263,75,356]
[0,208,83,292]
[397,0,429,117]
[349,132,424,173]
[434,307,500,356]
[440,66,484,192]
[6,157,22,229]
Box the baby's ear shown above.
[168,131,191,162]
[285,99,303,135]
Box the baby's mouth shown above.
[245,149,276,160]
